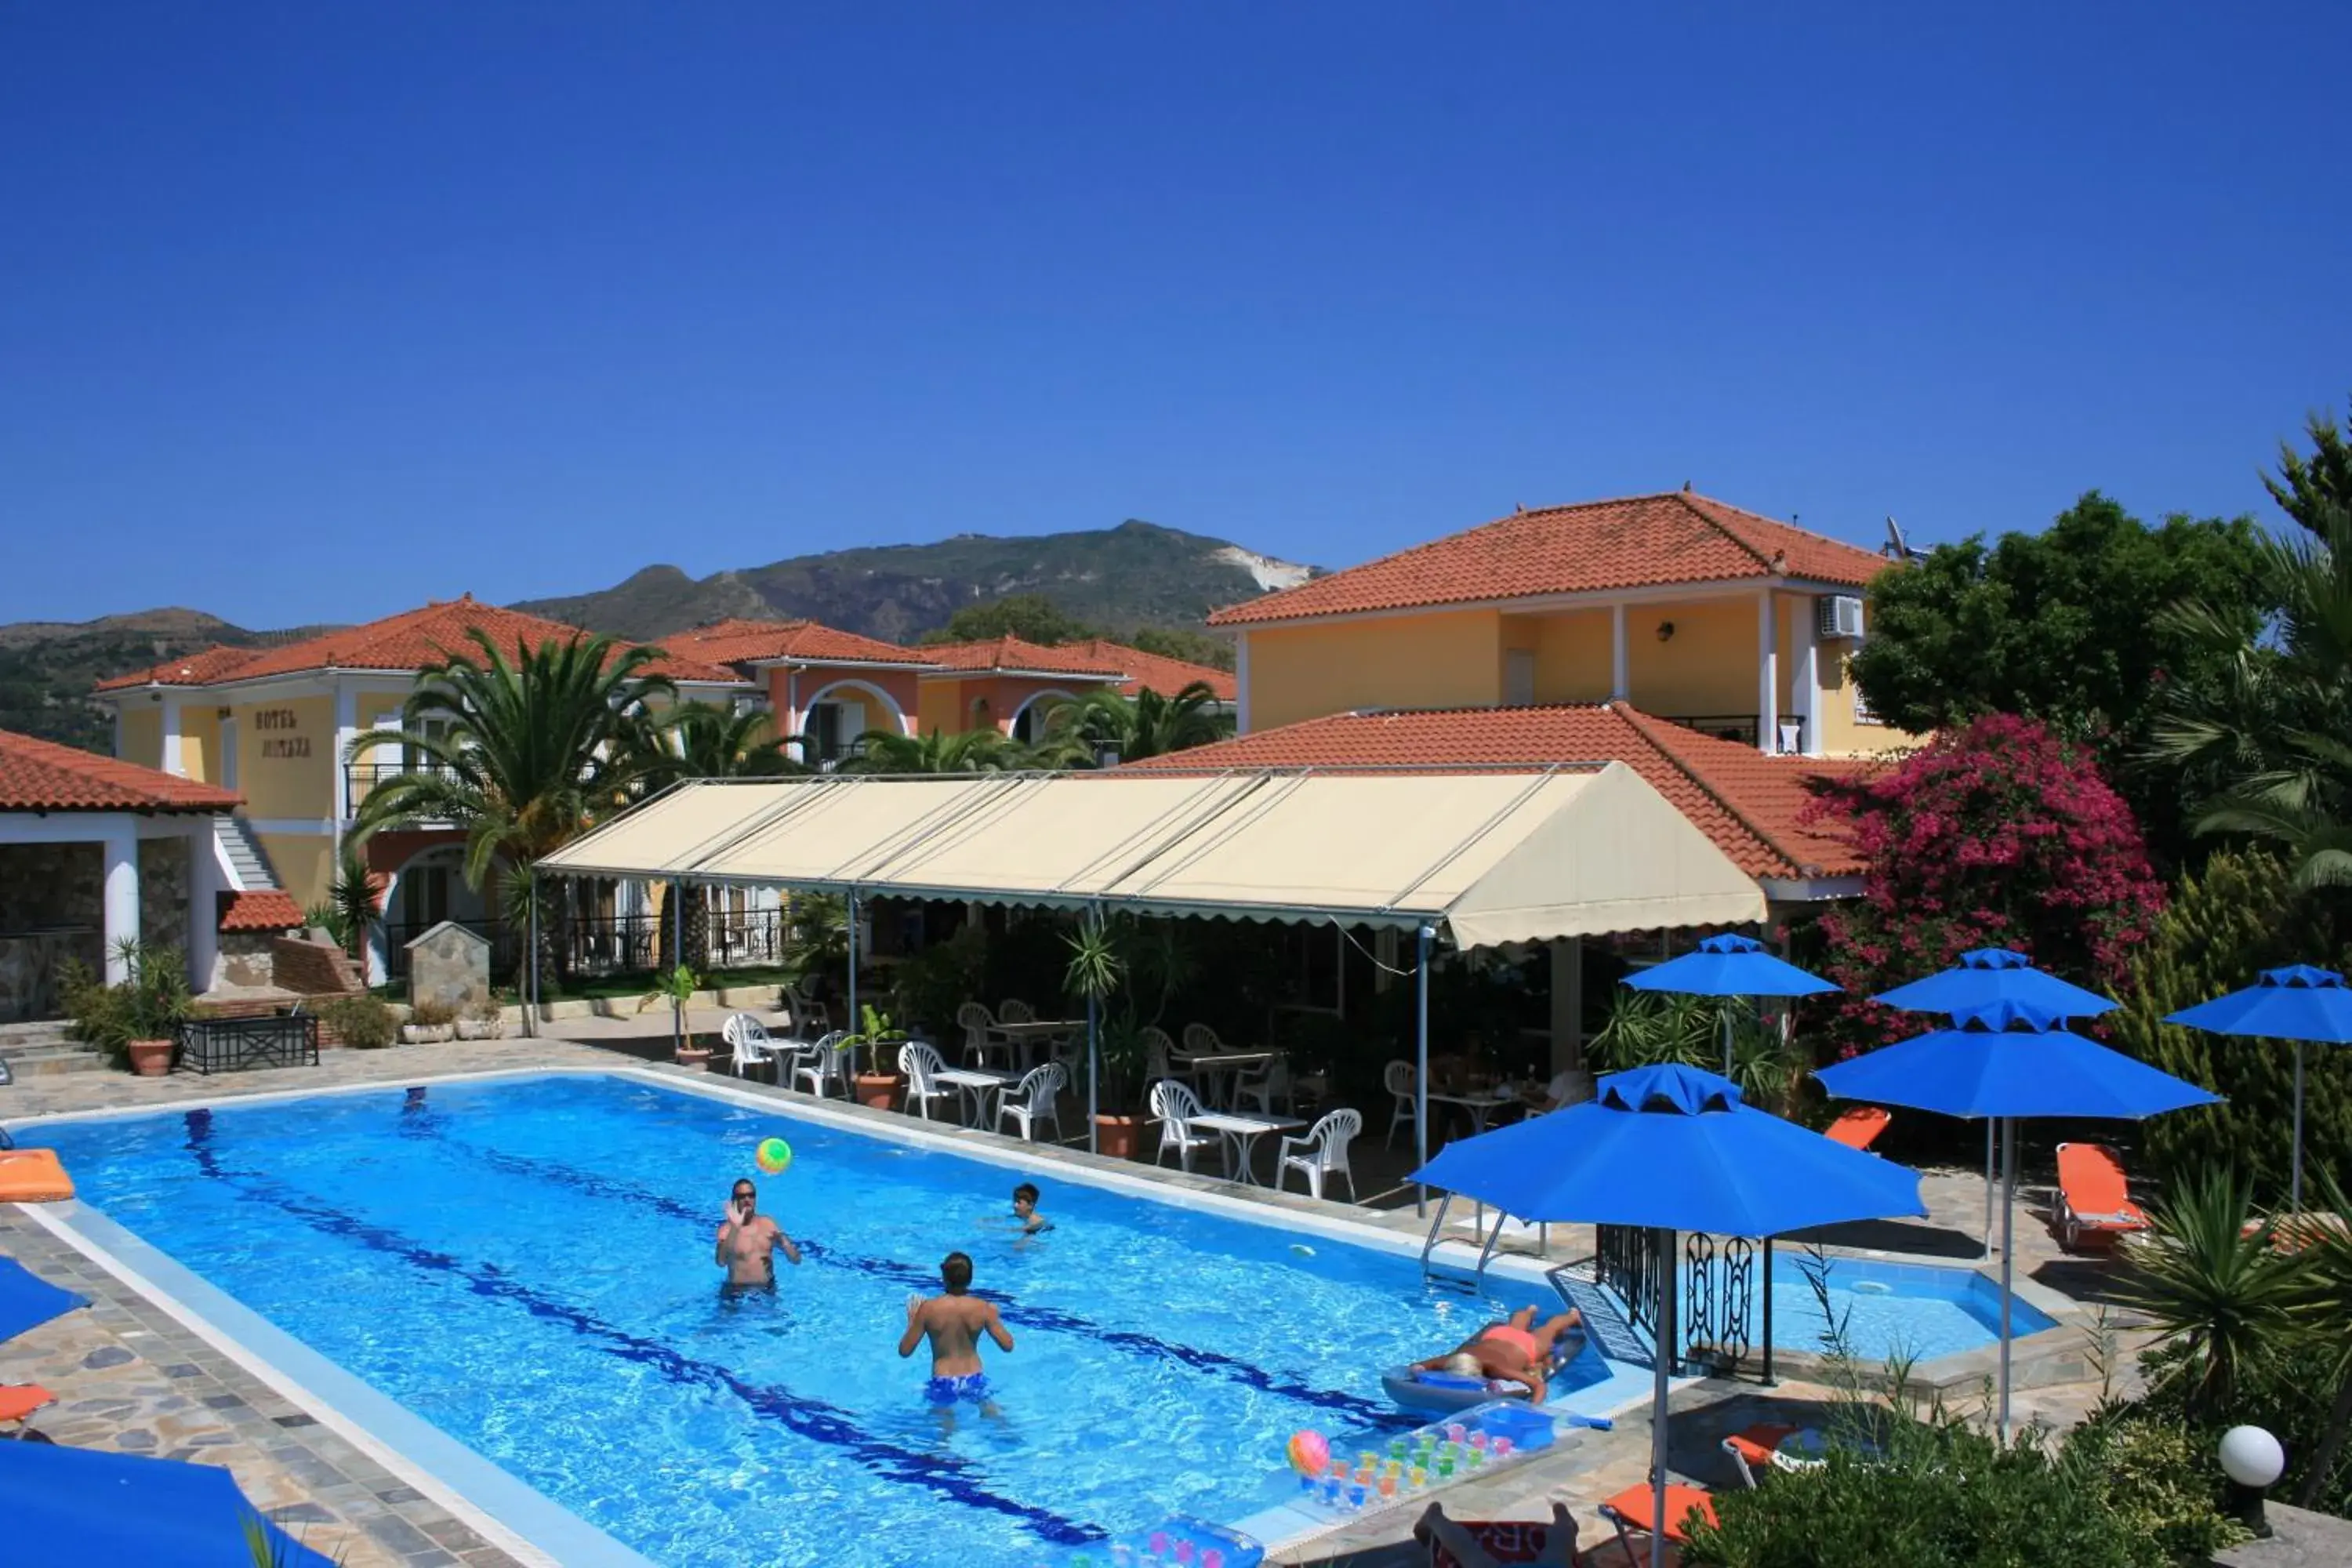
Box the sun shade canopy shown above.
[1410,1063,1927,1235]
[1624,932,1838,999]
[2166,964,2352,1044]
[1814,1000,2222,1120]
[539,764,1766,946]
[1871,947,2118,1021]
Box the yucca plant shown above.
[2290,1168,2352,1505]
[2113,1166,2306,1417]
[1593,990,1798,1112]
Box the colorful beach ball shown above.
[1285,1429,1329,1476]
[755,1137,793,1175]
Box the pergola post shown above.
[670,883,684,1058]
[846,888,860,1029]
[1087,902,1101,1155]
[1415,923,1432,1218]
[524,869,539,1038]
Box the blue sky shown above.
[4,5,2347,627]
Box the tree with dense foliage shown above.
[845,726,1027,774]
[349,630,673,981]
[2111,849,2352,1200]
[916,594,1100,648]
[1123,625,1235,671]
[1800,713,2165,1055]
[1033,681,1231,766]
[2268,398,2352,533]
[1849,493,2267,867]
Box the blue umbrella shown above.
[1625,934,1838,1074]
[1816,1000,2218,1431]
[0,1438,340,1566]
[2167,964,2352,1210]
[1871,946,2118,1021]
[0,1257,85,1345]
[1870,948,2121,1254]
[1415,1063,1924,1568]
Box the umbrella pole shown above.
[1415,924,1432,1218]
[1998,1115,2015,1439]
[1721,1004,1734,1077]
[1651,1225,1675,1568]
[2292,1042,2307,1213]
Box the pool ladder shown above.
[1417,1193,1553,1294]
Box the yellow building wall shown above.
[352,693,408,770]
[1520,611,1614,704]
[1813,645,1919,756]
[180,706,222,783]
[1247,610,1503,731]
[118,706,162,770]
[1623,598,1758,718]
[231,696,335,819]
[916,680,970,735]
[260,832,336,911]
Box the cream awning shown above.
[539,764,1765,946]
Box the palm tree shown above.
[844,726,1028,774]
[624,701,804,970]
[1034,681,1232,768]
[2113,1167,2306,1417]
[347,629,675,985]
[2154,495,2352,886]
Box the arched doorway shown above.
[1009,689,1079,745]
[799,680,911,767]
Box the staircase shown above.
[0,1019,104,1077]
[216,814,281,890]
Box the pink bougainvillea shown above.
[1799,713,2165,1057]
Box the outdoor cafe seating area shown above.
[713,989,1561,1203]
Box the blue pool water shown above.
[1672,1251,2058,1363]
[26,1074,1605,1568]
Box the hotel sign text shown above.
[253,708,310,759]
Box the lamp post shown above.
[2219,1425,2286,1539]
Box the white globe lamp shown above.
[2218,1425,2285,1537]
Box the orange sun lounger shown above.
[0,1148,72,1203]
[1824,1106,1891,1152]
[1720,1422,1798,1488]
[0,1385,56,1432]
[1600,1482,1717,1560]
[2054,1142,2147,1251]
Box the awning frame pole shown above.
[847,887,861,1032]
[1087,902,1101,1156]
[1415,923,1432,1218]
[524,866,539,1039]
[670,882,684,1059]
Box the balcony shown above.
[344,761,459,813]
[1661,714,1807,755]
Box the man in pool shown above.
[899,1250,1014,1406]
[1410,1305,1582,1402]
[715,1178,802,1288]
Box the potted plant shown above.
[319,993,397,1050]
[846,1005,912,1109]
[639,963,709,1066]
[62,942,194,1076]
[455,996,506,1040]
[1063,914,1148,1156]
[400,999,459,1044]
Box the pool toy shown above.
[1285,1428,1329,1476]
[0,1149,71,1203]
[755,1137,793,1175]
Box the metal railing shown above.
[1595,1221,1776,1384]
[344,761,459,811]
[1659,714,1807,754]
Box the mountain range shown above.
[0,521,1315,750]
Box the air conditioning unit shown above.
[1816,594,1865,641]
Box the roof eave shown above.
[1210,573,1878,631]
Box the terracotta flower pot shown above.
[676,1044,714,1069]
[1093,1115,1143,1160]
[127,1038,175,1077]
[853,1072,904,1111]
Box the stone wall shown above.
[270,935,365,997]
[137,835,189,956]
[216,931,276,989]
[0,842,100,934]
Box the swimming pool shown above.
[23,1073,1607,1568]
[1673,1250,2059,1365]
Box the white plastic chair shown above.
[956,1002,1007,1068]
[784,987,831,1039]
[1277,1108,1361,1201]
[792,1030,851,1099]
[998,999,1036,1024]
[721,1012,782,1080]
[898,1040,959,1122]
[996,1062,1066,1143]
[1385,1060,1416,1148]
[1139,1025,1177,1084]
[1149,1079,1224,1175]
[1232,1052,1290,1116]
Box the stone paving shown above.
[0,1028,2162,1568]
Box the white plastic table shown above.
[992,1019,1080,1070]
[1181,1050,1276,1109]
[1186,1111,1305,1185]
[1428,1089,1521,1137]
[933,1066,1020,1127]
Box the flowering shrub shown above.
[1801,714,2165,1057]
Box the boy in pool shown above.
[1410,1305,1581,1403]
[715,1178,803,1288]
[1011,1182,1051,1235]
[900,1251,1014,1408]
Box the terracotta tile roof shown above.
[0,728,244,813]
[1121,703,1871,880]
[916,636,1130,680]
[1207,490,1891,626]
[666,618,937,669]
[217,890,306,933]
[98,597,744,689]
[94,644,267,691]
[1061,640,1238,702]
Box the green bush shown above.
[2132,1340,2352,1519]
[2110,849,2352,1203]
[60,943,193,1068]
[888,920,988,1039]
[319,994,397,1050]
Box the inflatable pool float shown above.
[1380,1331,1589,1414]
[0,1149,72,1203]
